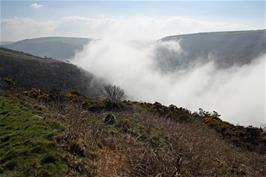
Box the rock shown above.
[103,114,116,125]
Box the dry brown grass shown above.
[96,148,127,177]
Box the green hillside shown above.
[0,48,105,97]
[0,95,68,177]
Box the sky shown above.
[1,1,265,41]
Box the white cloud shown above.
[58,16,254,40]
[1,15,258,41]
[1,17,56,41]
[31,3,44,9]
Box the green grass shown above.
[0,95,68,177]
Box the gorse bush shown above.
[25,88,42,98]
[138,102,192,123]
[24,88,49,102]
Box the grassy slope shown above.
[13,89,266,176]
[0,95,67,177]
[0,89,265,176]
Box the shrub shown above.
[101,85,125,100]
[65,91,81,100]
[24,88,49,102]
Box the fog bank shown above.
[72,39,265,127]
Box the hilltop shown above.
[157,29,266,71]
[2,37,91,61]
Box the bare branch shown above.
[101,85,125,100]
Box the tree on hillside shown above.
[101,85,125,100]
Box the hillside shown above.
[157,29,266,71]
[0,85,265,177]
[0,48,105,97]
[3,37,91,61]
[0,95,68,176]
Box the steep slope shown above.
[3,37,91,60]
[157,29,266,71]
[0,48,104,97]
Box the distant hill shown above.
[3,37,91,61]
[0,47,105,97]
[157,29,266,71]
[0,41,13,46]
[3,30,265,70]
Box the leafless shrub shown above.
[101,85,125,100]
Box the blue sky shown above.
[2,1,265,23]
[1,1,265,41]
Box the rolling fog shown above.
[71,37,265,127]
